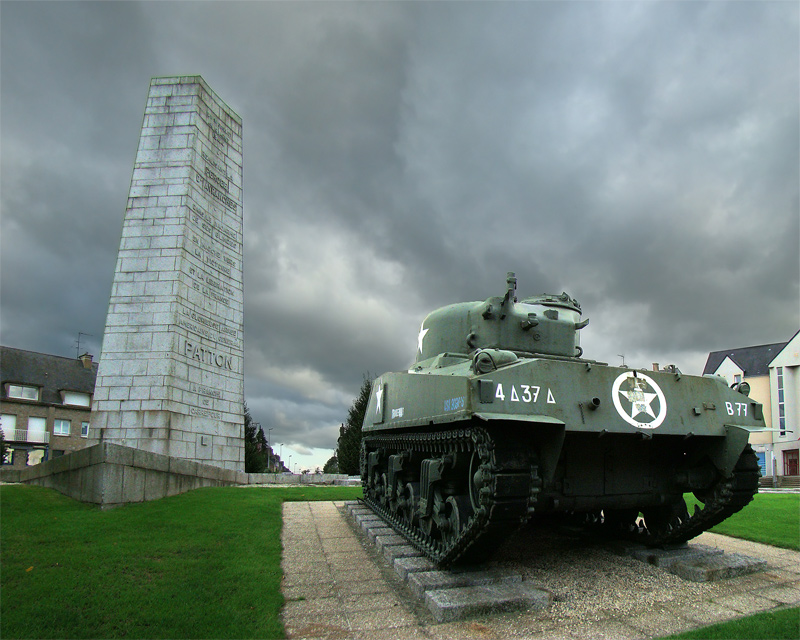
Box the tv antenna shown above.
[75,332,93,358]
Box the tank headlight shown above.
[474,352,496,373]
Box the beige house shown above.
[703,336,798,486]
[1,346,97,469]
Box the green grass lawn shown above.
[685,492,800,551]
[1,484,362,639]
[2,485,796,639]
[658,606,799,640]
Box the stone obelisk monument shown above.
[91,76,244,471]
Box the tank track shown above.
[598,444,761,546]
[361,425,540,566]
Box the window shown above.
[734,374,742,384]
[27,449,45,466]
[81,421,90,438]
[62,391,91,407]
[777,367,786,436]
[53,419,70,436]
[1,414,18,439]
[27,417,47,443]
[2,447,13,465]
[7,384,38,401]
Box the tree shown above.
[0,428,6,465]
[337,376,372,475]
[323,455,339,474]
[243,403,270,473]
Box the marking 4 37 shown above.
[495,383,556,404]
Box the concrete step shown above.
[343,502,551,623]
[620,542,767,582]
[425,582,552,623]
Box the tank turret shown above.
[415,272,587,363]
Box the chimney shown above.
[652,363,659,371]
[79,353,93,369]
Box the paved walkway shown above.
[280,501,800,639]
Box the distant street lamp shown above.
[288,454,292,473]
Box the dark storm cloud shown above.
[1,1,797,469]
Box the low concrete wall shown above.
[0,443,246,507]
[0,447,363,505]
[247,472,355,485]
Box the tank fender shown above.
[707,425,750,478]
[474,412,565,485]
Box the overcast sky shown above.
[2,1,798,471]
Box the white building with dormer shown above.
[768,331,800,482]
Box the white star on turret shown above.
[375,384,383,415]
[417,323,429,353]
[619,381,658,420]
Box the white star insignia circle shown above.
[611,371,667,429]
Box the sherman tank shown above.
[361,273,763,565]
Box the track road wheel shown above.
[399,482,420,527]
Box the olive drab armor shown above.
[361,273,763,565]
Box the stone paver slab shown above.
[408,568,523,599]
[384,543,422,563]
[367,526,395,541]
[712,592,780,615]
[394,555,437,580]
[669,552,768,582]
[425,582,551,623]
[284,614,350,640]
[374,533,406,551]
[562,619,645,640]
[345,607,419,630]
[626,609,697,636]
[757,584,800,605]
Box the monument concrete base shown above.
[0,450,354,504]
[1,442,246,508]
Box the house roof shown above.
[702,341,788,377]
[0,346,98,405]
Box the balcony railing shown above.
[8,429,50,444]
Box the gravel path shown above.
[281,501,800,639]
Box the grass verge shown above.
[685,492,799,551]
[658,606,799,639]
[0,484,361,639]
[3,485,796,639]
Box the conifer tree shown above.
[337,376,372,475]
[243,402,270,473]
